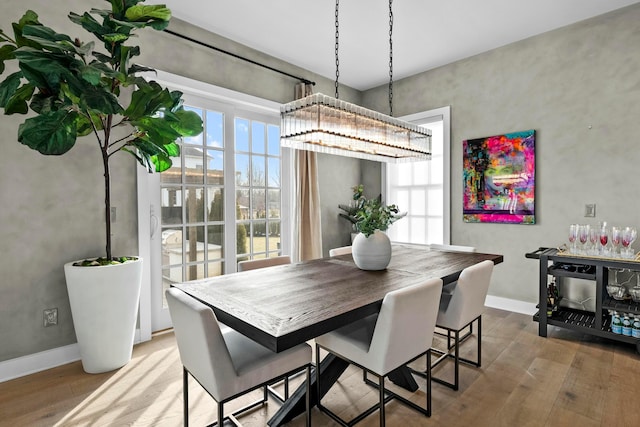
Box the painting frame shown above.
[463,129,535,224]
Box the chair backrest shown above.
[329,246,352,257]
[237,255,291,272]
[429,243,476,253]
[368,278,443,375]
[166,288,237,400]
[437,260,494,330]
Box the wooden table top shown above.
[173,244,503,352]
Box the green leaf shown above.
[0,71,22,108]
[170,108,204,137]
[150,152,172,172]
[78,64,103,85]
[125,83,174,119]
[21,35,77,54]
[15,48,82,90]
[22,24,72,44]
[74,114,95,136]
[79,83,123,115]
[134,115,182,143]
[18,110,79,155]
[12,10,42,49]
[29,92,64,114]
[0,45,17,74]
[4,83,34,114]
[128,63,156,75]
[103,33,130,44]
[68,12,106,41]
[18,62,57,91]
[125,5,171,23]
[164,141,180,157]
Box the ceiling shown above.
[155,0,639,91]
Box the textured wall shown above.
[362,4,640,303]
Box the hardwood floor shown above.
[1,308,639,426]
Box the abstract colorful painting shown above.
[463,130,535,224]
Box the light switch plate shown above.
[585,204,596,217]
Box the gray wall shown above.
[362,4,640,303]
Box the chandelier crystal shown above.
[280,0,431,163]
[280,93,431,162]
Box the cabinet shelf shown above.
[533,308,640,345]
[602,296,640,314]
[547,264,596,280]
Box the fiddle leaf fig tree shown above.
[0,1,203,262]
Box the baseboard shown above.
[0,329,142,383]
[485,295,537,316]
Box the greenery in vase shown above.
[0,0,203,262]
[339,184,405,238]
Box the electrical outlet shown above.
[44,308,58,327]
[585,204,596,217]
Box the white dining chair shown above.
[329,246,352,257]
[422,260,494,391]
[166,288,312,427]
[429,244,476,295]
[237,255,291,272]
[315,277,443,426]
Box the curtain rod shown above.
[163,29,316,86]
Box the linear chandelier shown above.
[280,0,431,163]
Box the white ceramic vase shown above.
[64,258,143,373]
[352,230,392,270]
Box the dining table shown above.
[172,243,503,426]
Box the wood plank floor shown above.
[1,308,639,426]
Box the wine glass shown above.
[611,226,622,258]
[589,227,599,255]
[568,224,579,253]
[621,226,637,258]
[578,224,590,255]
[599,225,609,256]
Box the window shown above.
[235,119,283,261]
[138,71,290,332]
[385,107,450,245]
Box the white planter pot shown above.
[352,231,392,270]
[64,258,143,374]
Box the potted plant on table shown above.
[0,1,203,373]
[346,185,405,270]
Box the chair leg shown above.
[477,316,482,367]
[379,375,385,427]
[426,349,432,416]
[217,402,224,427]
[305,365,311,427]
[183,367,189,426]
[315,343,322,412]
[453,329,460,391]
